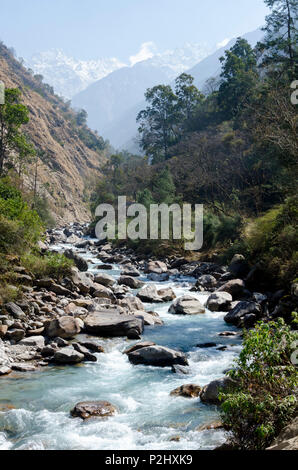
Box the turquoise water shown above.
[0,242,241,450]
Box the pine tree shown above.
[258,0,297,75]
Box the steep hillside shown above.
[0,42,106,223]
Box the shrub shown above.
[21,252,74,280]
[220,318,298,450]
[0,178,43,252]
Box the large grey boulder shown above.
[128,345,188,367]
[137,285,163,303]
[84,311,144,338]
[71,401,117,420]
[200,377,236,404]
[196,275,217,289]
[228,254,250,279]
[134,310,163,326]
[206,292,233,312]
[91,283,115,300]
[121,265,141,277]
[224,301,261,326]
[19,336,45,349]
[123,341,156,355]
[169,295,205,315]
[145,261,168,274]
[170,384,202,398]
[45,316,81,339]
[158,287,176,302]
[93,273,115,287]
[217,279,246,299]
[119,296,145,312]
[53,346,84,364]
[118,276,144,289]
[64,249,88,272]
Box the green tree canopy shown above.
[217,38,258,119]
[258,0,298,75]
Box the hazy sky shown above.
[1,0,270,61]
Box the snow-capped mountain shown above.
[25,49,125,98]
[145,42,215,78]
[25,43,214,100]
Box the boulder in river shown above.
[169,295,205,315]
[91,283,115,300]
[228,254,250,279]
[93,273,115,287]
[123,341,156,355]
[157,287,176,302]
[224,301,261,326]
[170,384,202,398]
[45,316,81,339]
[128,345,188,367]
[119,296,145,312]
[137,285,163,303]
[64,249,88,272]
[206,292,233,312]
[53,346,84,364]
[84,311,144,338]
[217,279,246,299]
[145,261,168,274]
[121,265,141,277]
[71,401,117,420]
[196,275,217,289]
[78,340,104,353]
[200,377,237,404]
[118,276,144,289]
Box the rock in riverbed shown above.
[71,401,117,420]
[84,311,144,338]
[45,316,81,339]
[170,384,202,398]
[137,285,163,303]
[53,346,84,364]
[206,292,233,312]
[169,295,205,315]
[200,377,237,404]
[128,345,188,367]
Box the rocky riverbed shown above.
[0,223,297,450]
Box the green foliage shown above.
[244,197,298,284]
[218,38,258,119]
[33,194,55,228]
[220,318,298,450]
[0,88,33,173]
[203,211,242,249]
[258,0,297,75]
[21,252,74,280]
[0,178,43,253]
[152,167,176,204]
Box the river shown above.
[0,236,241,450]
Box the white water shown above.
[0,239,241,450]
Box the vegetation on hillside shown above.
[90,0,297,287]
